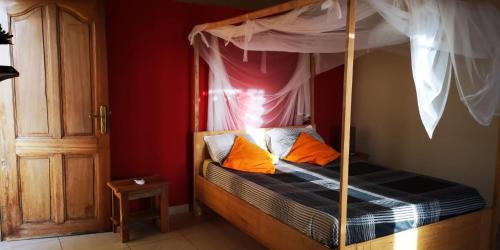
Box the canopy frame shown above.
[196,0,323,31]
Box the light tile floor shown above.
[4,215,498,250]
[0,212,266,250]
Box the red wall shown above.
[106,0,343,206]
[315,66,345,148]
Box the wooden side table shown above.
[107,175,169,242]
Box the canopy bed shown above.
[189,0,500,249]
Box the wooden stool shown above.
[107,176,169,242]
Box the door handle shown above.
[88,105,109,135]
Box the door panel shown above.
[64,155,95,220]
[59,10,93,137]
[11,7,50,137]
[0,0,110,240]
[19,157,51,223]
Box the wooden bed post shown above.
[491,118,500,249]
[339,0,357,249]
[193,37,202,216]
[200,0,322,30]
[310,54,315,125]
[193,39,200,132]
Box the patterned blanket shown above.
[204,159,486,247]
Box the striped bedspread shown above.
[203,159,486,247]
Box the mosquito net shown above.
[189,0,500,138]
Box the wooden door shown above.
[0,0,110,240]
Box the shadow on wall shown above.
[352,49,498,205]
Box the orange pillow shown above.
[284,132,340,166]
[223,136,275,174]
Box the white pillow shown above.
[204,133,256,163]
[265,126,324,159]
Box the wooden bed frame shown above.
[190,0,499,249]
[193,130,493,250]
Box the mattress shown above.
[202,159,486,247]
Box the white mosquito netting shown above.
[189,0,500,138]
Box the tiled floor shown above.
[0,212,266,250]
[2,216,499,250]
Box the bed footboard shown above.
[346,209,492,250]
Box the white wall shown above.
[352,49,498,205]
